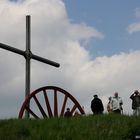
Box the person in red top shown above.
[107,97,112,113]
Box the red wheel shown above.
[19,86,85,118]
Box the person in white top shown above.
[111,92,123,114]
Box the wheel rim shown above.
[19,86,85,118]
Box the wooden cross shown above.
[0,15,60,118]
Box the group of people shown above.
[91,92,123,115]
[64,90,140,118]
[91,90,140,116]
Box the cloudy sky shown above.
[0,0,140,118]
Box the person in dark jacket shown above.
[64,108,72,118]
[130,90,140,116]
[91,94,104,115]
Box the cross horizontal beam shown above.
[0,42,60,67]
[0,42,24,56]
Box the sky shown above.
[0,0,140,118]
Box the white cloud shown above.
[134,8,140,18]
[67,23,104,41]
[0,0,138,118]
[127,22,140,34]
[127,7,140,34]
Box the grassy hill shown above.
[0,114,140,140]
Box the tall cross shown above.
[0,15,60,118]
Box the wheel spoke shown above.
[43,90,53,117]
[33,95,47,118]
[60,95,68,116]
[54,90,58,117]
[71,104,77,114]
[25,106,39,119]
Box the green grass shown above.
[0,114,140,140]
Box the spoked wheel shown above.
[19,86,85,118]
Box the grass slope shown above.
[0,115,140,140]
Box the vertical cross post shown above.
[25,15,31,118]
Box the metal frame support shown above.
[0,15,60,118]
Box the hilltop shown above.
[0,114,140,140]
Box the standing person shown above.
[64,108,72,118]
[130,90,140,116]
[111,92,123,114]
[91,94,104,115]
[107,97,112,113]
[74,110,81,117]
